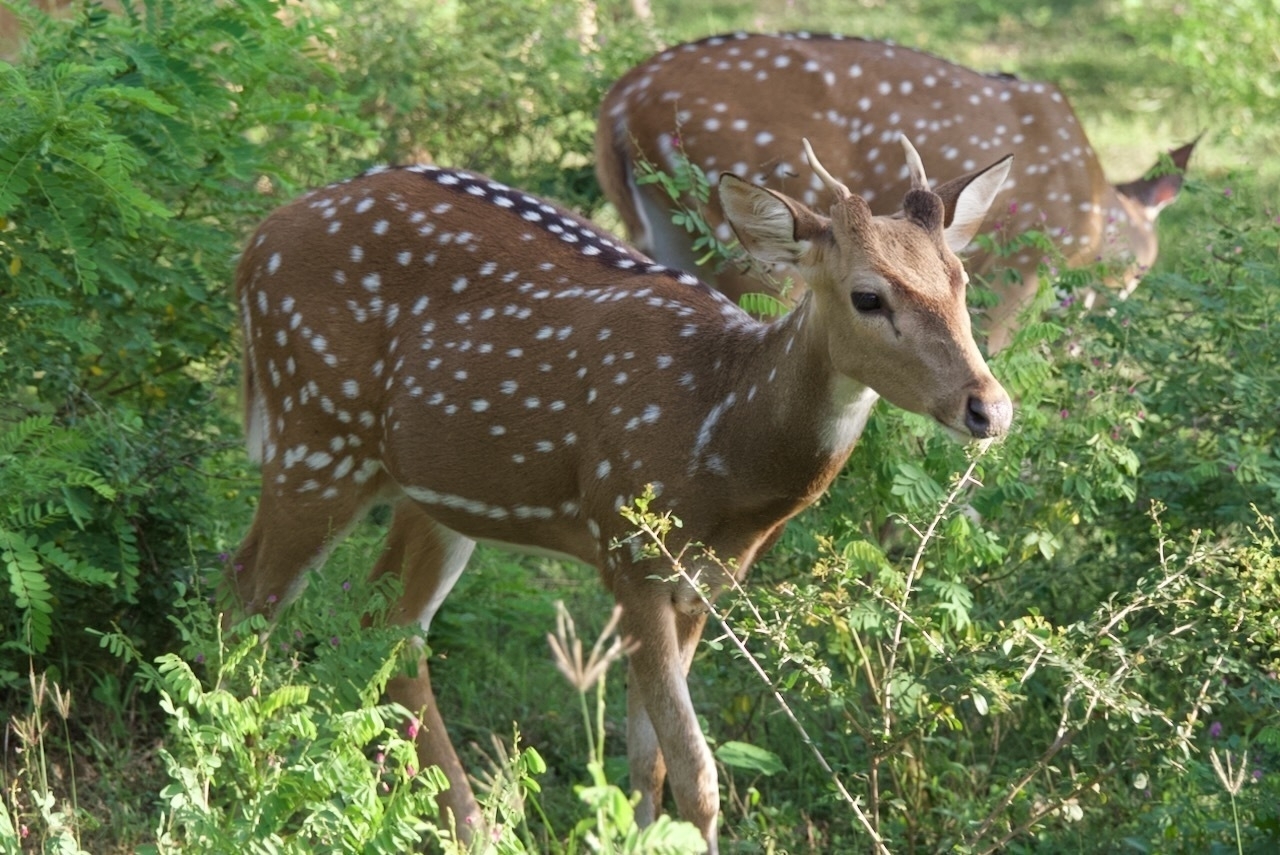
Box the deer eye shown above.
[851,292,883,313]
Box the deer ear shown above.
[1113,136,1198,218]
[719,174,829,265]
[931,154,1013,253]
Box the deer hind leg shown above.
[229,460,384,616]
[369,500,480,841]
[620,574,719,851]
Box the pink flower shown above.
[1209,721,1223,739]
[406,764,416,778]
[1059,409,1070,419]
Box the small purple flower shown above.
[195,653,205,665]
[1060,409,1070,420]
[329,635,340,646]
[342,580,352,592]
[1209,721,1223,739]
[1253,769,1264,782]
[217,552,230,564]
[266,594,278,605]
[1223,187,1233,198]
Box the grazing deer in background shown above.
[597,32,1196,351]
[230,136,1012,852]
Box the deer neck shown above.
[685,294,879,502]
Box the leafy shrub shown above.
[91,569,450,853]
[314,0,659,210]
[0,0,373,674]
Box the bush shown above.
[314,0,659,210]
[0,0,373,676]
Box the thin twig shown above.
[882,457,985,735]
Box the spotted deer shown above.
[597,32,1196,351]
[230,137,1012,852]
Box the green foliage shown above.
[88,572,450,854]
[1104,180,1280,532]
[314,0,659,209]
[1119,0,1280,145]
[1,416,118,657]
[0,0,373,673]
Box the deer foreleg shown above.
[620,576,718,851]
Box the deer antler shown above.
[802,138,852,201]
[899,134,929,191]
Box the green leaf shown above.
[714,740,785,776]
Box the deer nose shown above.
[965,394,1013,438]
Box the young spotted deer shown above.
[597,32,1196,351]
[231,137,1013,852]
